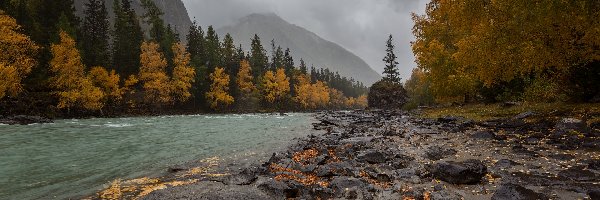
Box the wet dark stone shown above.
[513,111,536,120]
[558,168,598,181]
[491,183,547,200]
[512,145,539,156]
[438,116,460,123]
[257,179,291,197]
[330,176,366,197]
[428,159,487,184]
[494,159,520,169]
[587,159,600,170]
[425,146,458,160]
[471,130,496,140]
[553,118,590,137]
[167,165,188,173]
[224,169,258,185]
[589,189,600,200]
[430,190,462,200]
[357,150,387,164]
[548,154,576,161]
[390,154,413,169]
[0,115,53,125]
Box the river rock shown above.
[357,150,386,164]
[558,168,598,181]
[0,115,53,125]
[470,130,496,140]
[589,189,600,200]
[425,146,457,160]
[491,183,547,200]
[428,159,487,184]
[553,118,589,137]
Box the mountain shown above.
[217,13,381,85]
[74,0,192,40]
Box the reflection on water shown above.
[0,113,315,199]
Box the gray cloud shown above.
[182,0,429,81]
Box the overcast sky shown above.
[182,0,429,81]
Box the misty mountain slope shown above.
[74,0,192,39]
[217,13,381,85]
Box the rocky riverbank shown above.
[93,109,600,200]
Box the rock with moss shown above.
[367,80,408,109]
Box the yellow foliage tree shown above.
[88,67,123,102]
[294,74,330,109]
[171,42,195,102]
[50,31,104,110]
[0,11,39,99]
[355,95,368,108]
[328,88,347,109]
[262,68,290,105]
[237,60,256,95]
[139,41,172,105]
[206,67,234,110]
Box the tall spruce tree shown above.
[81,0,110,68]
[204,26,221,71]
[221,33,236,75]
[142,0,178,73]
[382,34,400,83]
[270,39,284,71]
[249,34,268,79]
[283,48,294,76]
[112,0,143,77]
[299,58,307,75]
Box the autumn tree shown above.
[382,34,400,83]
[262,68,290,108]
[171,42,195,102]
[237,60,258,110]
[50,31,104,111]
[0,11,39,99]
[139,41,172,106]
[206,67,234,110]
[293,74,330,109]
[404,68,434,108]
[88,67,123,104]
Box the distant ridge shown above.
[217,13,381,85]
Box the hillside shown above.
[217,13,381,85]
[73,0,192,40]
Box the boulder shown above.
[553,118,590,137]
[470,130,496,140]
[428,159,487,184]
[367,80,409,109]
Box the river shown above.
[0,113,316,199]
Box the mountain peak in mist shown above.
[218,13,381,85]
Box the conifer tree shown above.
[299,59,307,75]
[204,26,221,70]
[283,48,294,76]
[382,34,400,83]
[81,0,110,68]
[250,34,268,78]
[113,0,143,77]
[221,33,237,75]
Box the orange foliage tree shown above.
[50,31,104,111]
[0,11,39,99]
[206,67,234,110]
[171,42,196,102]
[262,68,290,107]
[88,67,123,103]
[236,60,258,110]
[139,41,172,106]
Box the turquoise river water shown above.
[0,113,316,199]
